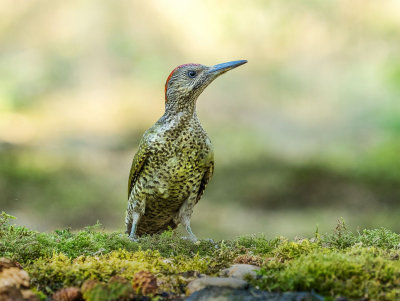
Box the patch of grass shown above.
[320,219,400,249]
[359,228,400,249]
[2,213,400,299]
[28,250,213,293]
[232,234,280,255]
[252,247,400,300]
[0,218,139,263]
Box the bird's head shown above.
[164,60,247,113]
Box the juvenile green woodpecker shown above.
[126,60,247,241]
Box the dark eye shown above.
[187,70,197,78]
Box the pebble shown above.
[0,258,38,301]
[219,264,260,280]
[186,286,324,301]
[186,277,248,295]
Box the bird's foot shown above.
[205,238,215,244]
[181,235,198,243]
[128,235,138,242]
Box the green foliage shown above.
[232,234,280,255]
[27,250,212,293]
[0,211,16,229]
[2,216,400,299]
[82,280,134,301]
[319,218,358,249]
[359,228,400,249]
[321,219,400,250]
[132,229,219,258]
[273,239,320,261]
[253,247,400,300]
[248,222,400,299]
[1,219,234,264]
[0,222,140,263]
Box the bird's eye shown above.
[187,70,197,78]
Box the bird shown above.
[126,60,247,241]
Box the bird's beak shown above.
[194,60,247,94]
[208,60,248,76]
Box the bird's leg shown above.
[175,197,198,242]
[128,211,141,241]
[125,196,145,241]
[181,216,198,242]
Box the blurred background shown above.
[1,0,400,239]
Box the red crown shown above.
[165,63,200,101]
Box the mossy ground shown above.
[1,213,400,300]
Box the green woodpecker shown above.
[126,60,247,241]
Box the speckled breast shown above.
[134,124,212,235]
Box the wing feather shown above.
[196,161,214,203]
[128,138,150,198]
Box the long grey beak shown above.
[209,60,248,74]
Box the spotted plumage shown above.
[126,60,247,241]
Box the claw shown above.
[129,235,138,242]
[181,235,198,242]
[205,238,215,244]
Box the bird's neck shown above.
[163,107,197,125]
[162,100,199,128]
[164,96,197,119]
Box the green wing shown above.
[196,161,214,203]
[128,138,149,198]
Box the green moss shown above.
[27,250,214,293]
[2,214,400,299]
[231,234,280,255]
[0,218,138,263]
[81,280,134,301]
[252,246,400,300]
[320,219,400,249]
[273,239,321,261]
[359,228,400,249]
[0,212,16,228]
[0,216,224,264]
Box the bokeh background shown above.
[1,0,400,239]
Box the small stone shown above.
[186,277,248,295]
[0,258,39,301]
[186,286,324,301]
[220,264,260,280]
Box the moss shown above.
[252,246,400,300]
[26,249,215,294]
[320,219,400,250]
[2,214,400,299]
[0,216,223,264]
[231,234,280,255]
[0,222,140,263]
[273,239,321,262]
[81,279,134,301]
[132,229,219,257]
[359,228,400,249]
